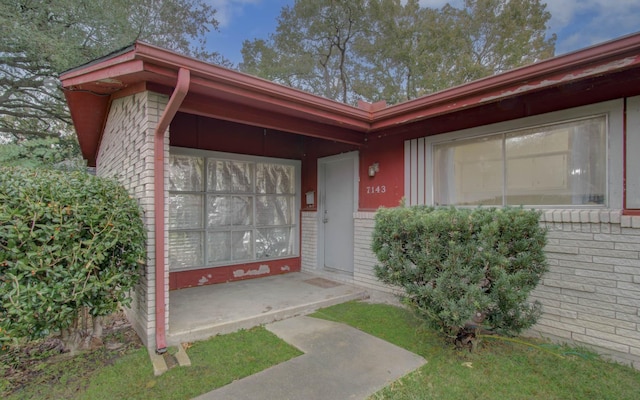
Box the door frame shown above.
[317,151,359,273]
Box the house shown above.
[60,33,640,369]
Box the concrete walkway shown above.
[168,273,368,346]
[194,316,426,400]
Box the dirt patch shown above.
[1,311,142,397]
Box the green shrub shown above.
[0,167,145,346]
[372,206,547,342]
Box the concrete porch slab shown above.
[167,272,368,346]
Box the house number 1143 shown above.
[366,185,387,194]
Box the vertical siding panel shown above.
[404,140,412,205]
[411,140,418,205]
[417,138,425,206]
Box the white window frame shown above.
[405,100,624,209]
[169,146,301,272]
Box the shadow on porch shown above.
[167,272,369,345]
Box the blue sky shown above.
[204,0,640,65]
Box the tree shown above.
[241,0,367,104]
[352,0,445,103]
[0,0,227,147]
[436,0,556,88]
[241,0,556,104]
[0,137,82,169]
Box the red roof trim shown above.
[59,33,640,164]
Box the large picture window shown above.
[168,149,300,271]
[418,115,607,207]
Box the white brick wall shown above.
[301,211,318,272]
[351,209,640,369]
[353,212,400,293]
[97,91,169,349]
[530,209,640,369]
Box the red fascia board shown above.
[60,59,145,90]
[370,33,640,129]
[371,54,640,131]
[187,75,371,132]
[60,50,137,80]
[132,42,372,123]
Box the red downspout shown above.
[154,67,190,353]
[623,97,627,212]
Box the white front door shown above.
[319,152,358,274]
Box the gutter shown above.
[154,67,190,353]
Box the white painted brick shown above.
[574,269,634,282]
[560,290,617,304]
[595,257,640,267]
[547,253,593,263]
[580,248,639,259]
[578,210,590,223]
[616,311,640,324]
[530,322,573,339]
[552,210,563,222]
[615,242,640,251]
[547,231,594,240]
[545,245,579,254]
[559,239,614,249]
[595,286,640,301]
[632,217,640,229]
[621,216,632,228]
[572,333,630,353]
[580,313,636,331]
[618,296,640,307]
[557,260,614,272]
[543,279,595,292]
[610,211,622,224]
[594,234,640,243]
[543,306,578,319]
[617,281,640,293]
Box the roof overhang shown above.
[60,33,640,166]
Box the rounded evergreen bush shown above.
[372,206,548,345]
[0,167,145,348]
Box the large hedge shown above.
[0,167,145,345]
[372,206,548,342]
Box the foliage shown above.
[0,167,146,347]
[240,0,556,104]
[0,0,226,147]
[0,137,83,169]
[372,206,548,340]
[241,0,366,104]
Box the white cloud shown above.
[206,0,262,28]
[543,0,640,53]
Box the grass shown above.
[4,326,301,400]
[4,301,639,399]
[311,301,640,400]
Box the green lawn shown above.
[4,301,639,399]
[311,302,640,400]
[5,327,302,400]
